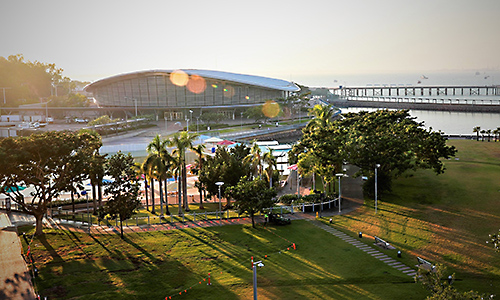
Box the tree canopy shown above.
[0,130,102,235]
[227,177,276,228]
[293,109,457,196]
[101,152,141,238]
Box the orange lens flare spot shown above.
[262,100,280,118]
[170,70,189,86]
[187,75,207,94]
[245,96,250,100]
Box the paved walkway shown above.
[0,212,36,300]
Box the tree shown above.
[191,144,206,209]
[472,126,481,141]
[415,264,493,299]
[145,134,171,215]
[167,131,198,213]
[488,229,500,252]
[0,130,99,235]
[262,151,277,188]
[200,112,225,128]
[293,110,457,197]
[227,177,276,228]
[101,152,141,238]
[244,142,264,179]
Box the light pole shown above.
[216,182,224,223]
[252,260,264,300]
[186,110,193,131]
[134,98,137,117]
[336,173,348,213]
[240,112,243,129]
[81,190,90,232]
[375,164,380,214]
[196,116,200,133]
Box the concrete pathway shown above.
[0,212,36,300]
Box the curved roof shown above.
[85,69,300,92]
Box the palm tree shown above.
[243,143,263,179]
[486,129,492,142]
[146,134,173,215]
[480,129,486,142]
[306,104,336,130]
[191,144,206,209]
[168,131,199,212]
[494,128,500,142]
[473,126,481,141]
[262,151,277,188]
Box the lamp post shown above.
[186,110,193,132]
[375,164,380,214]
[196,116,200,133]
[134,98,137,117]
[216,182,224,223]
[252,260,264,300]
[336,173,348,213]
[81,190,90,233]
[240,112,243,130]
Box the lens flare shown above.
[170,70,189,86]
[262,100,280,118]
[187,75,206,94]
[212,84,218,88]
[223,85,235,98]
[245,96,250,100]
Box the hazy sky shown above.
[1,0,499,86]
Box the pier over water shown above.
[332,85,500,97]
[330,85,500,112]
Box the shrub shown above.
[278,194,299,204]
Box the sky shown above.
[1,0,500,86]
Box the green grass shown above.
[21,221,427,300]
[21,139,500,299]
[326,139,500,296]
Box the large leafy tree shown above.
[293,109,457,197]
[227,177,276,228]
[199,145,251,207]
[415,264,493,299]
[101,152,141,238]
[0,130,100,235]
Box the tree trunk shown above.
[182,162,189,211]
[34,211,44,236]
[98,181,103,208]
[150,178,155,214]
[159,178,164,216]
[144,179,149,210]
[71,191,75,215]
[177,176,183,215]
[198,186,204,209]
[250,212,255,228]
[92,183,97,214]
[164,178,170,215]
[119,217,124,239]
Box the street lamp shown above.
[240,112,243,129]
[216,182,224,223]
[375,164,380,214]
[252,260,264,300]
[125,97,138,117]
[336,173,348,213]
[81,190,90,233]
[186,109,193,132]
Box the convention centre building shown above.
[84,69,300,120]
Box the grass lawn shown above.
[324,139,500,296]
[21,220,428,300]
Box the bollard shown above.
[397,250,402,258]
[359,232,362,238]
[208,272,211,285]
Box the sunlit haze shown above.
[1,0,499,86]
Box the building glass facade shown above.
[90,73,287,109]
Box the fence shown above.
[0,197,341,228]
